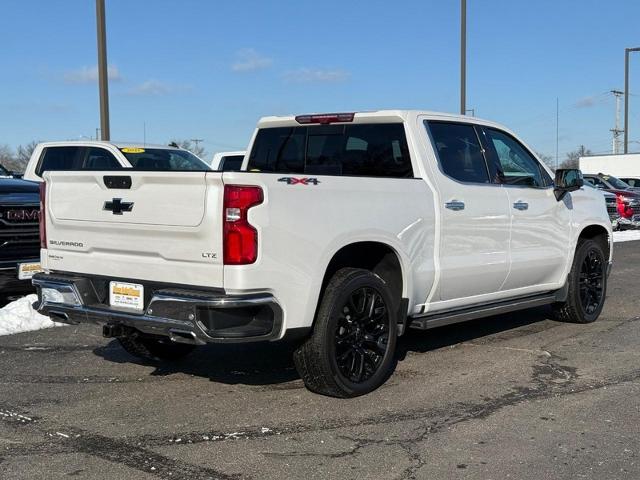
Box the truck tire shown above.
[552,238,607,323]
[293,268,398,398]
[118,333,195,361]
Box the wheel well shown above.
[320,242,404,306]
[579,225,610,259]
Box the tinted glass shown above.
[584,176,605,188]
[37,147,85,176]
[485,129,545,187]
[247,123,413,178]
[121,148,210,171]
[220,155,244,171]
[83,147,120,170]
[600,174,630,190]
[427,122,489,183]
[622,178,639,187]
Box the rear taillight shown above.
[295,112,355,124]
[223,185,263,265]
[39,181,47,249]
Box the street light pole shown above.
[624,47,640,154]
[96,0,110,141]
[460,0,467,115]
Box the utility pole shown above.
[191,139,204,150]
[556,97,560,170]
[460,0,467,115]
[624,47,640,153]
[611,90,624,154]
[96,0,110,141]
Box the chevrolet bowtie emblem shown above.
[103,198,134,215]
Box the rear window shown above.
[121,148,210,171]
[36,146,86,176]
[219,155,244,171]
[247,123,413,178]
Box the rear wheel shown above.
[118,333,195,361]
[552,239,607,323]
[293,268,398,398]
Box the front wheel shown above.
[552,238,607,323]
[293,268,398,398]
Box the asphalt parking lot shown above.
[0,241,638,479]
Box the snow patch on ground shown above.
[613,230,640,243]
[0,294,64,336]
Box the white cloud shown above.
[63,65,122,84]
[231,48,273,72]
[283,68,350,83]
[574,95,597,108]
[126,79,190,96]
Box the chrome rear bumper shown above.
[32,273,283,344]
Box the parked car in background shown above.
[620,177,640,188]
[23,141,210,182]
[0,175,41,302]
[583,173,640,229]
[211,151,245,171]
[33,110,612,397]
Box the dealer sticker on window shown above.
[17,262,42,280]
[109,281,144,311]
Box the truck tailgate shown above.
[42,171,224,288]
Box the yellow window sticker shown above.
[121,147,145,154]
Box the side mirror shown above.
[554,169,584,201]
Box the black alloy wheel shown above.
[579,248,605,315]
[334,287,390,384]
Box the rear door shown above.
[43,171,225,288]
[481,127,571,290]
[425,120,511,304]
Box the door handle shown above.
[445,200,465,211]
[513,201,529,211]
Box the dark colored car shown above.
[583,173,640,229]
[620,177,640,188]
[0,170,41,301]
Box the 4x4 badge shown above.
[278,177,320,185]
[103,198,134,215]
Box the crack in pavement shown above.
[0,404,239,480]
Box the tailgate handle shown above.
[103,176,132,189]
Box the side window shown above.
[36,147,85,177]
[485,129,546,187]
[427,121,490,183]
[83,148,121,170]
[584,176,604,189]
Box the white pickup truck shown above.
[33,110,612,397]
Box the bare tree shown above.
[15,141,38,170]
[535,151,555,171]
[561,145,592,170]
[170,139,206,160]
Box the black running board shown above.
[409,292,557,330]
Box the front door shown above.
[481,127,572,291]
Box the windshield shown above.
[120,148,210,171]
[601,174,631,190]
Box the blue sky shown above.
[1,0,640,162]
